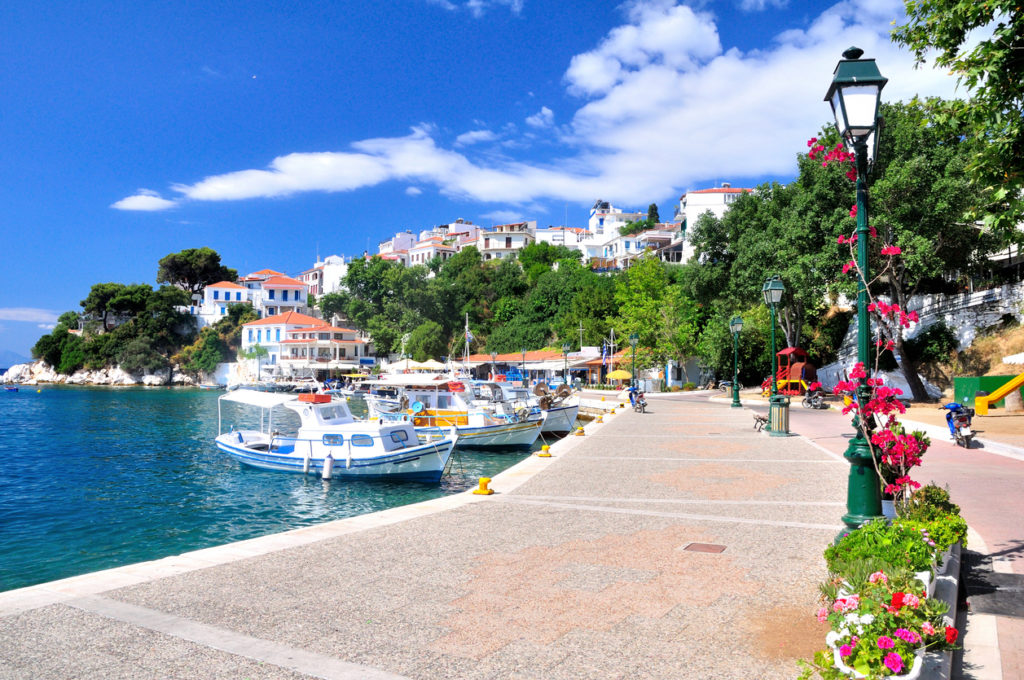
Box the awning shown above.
[219,390,298,408]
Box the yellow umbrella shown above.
[606,369,632,380]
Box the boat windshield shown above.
[315,403,352,424]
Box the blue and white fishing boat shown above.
[215,390,457,482]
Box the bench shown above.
[753,414,768,432]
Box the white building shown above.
[279,323,373,371]
[297,255,349,297]
[587,201,645,239]
[407,236,456,266]
[241,311,323,368]
[188,281,251,328]
[677,183,752,226]
[535,226,588,249]
[379,231,416,256]
[477,221,536,260]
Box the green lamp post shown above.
[826,46,887,534]
[521,347,526,383]
[629,333,639,389]
[729,316,743,408]
[562,343,571,384]
[761,276,785,397]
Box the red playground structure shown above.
[775,347,817,395]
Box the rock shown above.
[1004,387,1023,413]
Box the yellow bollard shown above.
[574,426,585,437]
[619,402,625,409]
[601,396,605,401]
[472,477,494,495]
[537,445,551,458]
[596,415,603,423]
[610,408,616,414]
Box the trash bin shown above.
[768,394,790,436]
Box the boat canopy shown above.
[219,390,299,409]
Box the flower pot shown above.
[881,498,897,519]
[833,647,924,679]
[914,569,935,598]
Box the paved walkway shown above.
[743,396,1024,680]
[0,395,847,679]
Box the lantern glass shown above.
[840,85,880,137]
[762,277,785,305]
[729,316,744,334]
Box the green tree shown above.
[117,337,167,376]
[240,344,269,380]
[81,282,125,329]
[406,320,447,361]
[647,202,660,224]
[893,0,1024,236]
[156,247,238,295]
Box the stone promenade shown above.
[0,394,847,679]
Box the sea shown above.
[0,387,535,592]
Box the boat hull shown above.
[422,418,541,449]
[215,433,455,482]
[540,403,579,433]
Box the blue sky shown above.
[0,0,962,359]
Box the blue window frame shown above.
[282,290,288,301]
[236,292,241,301]
[248,329,253,342]
[257,330,262,343]
[322,434,345,446]
[275,329,280,341]
[389,430,409,444]
[268,289,275,300]
[220,306,226,315]
[213,290,219,300]
[351,434,373,447]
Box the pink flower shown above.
[922,621,936,635]
[816,606,828,623]
[884,652,904,673]
[842,261,856,274]
[839,644,853,657]
[877,636,895,649]
[869,225,878,238]
[849,363,867,380]
[896,628,922,644]
[849,204,858,218]
[868,571,888,584]
[881,245,902,256]
[807,137,817,147]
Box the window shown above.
[505,237,512,249]
[213,290,220,300]
[282,290,288,301]
[275,329,280,341]
[236,292,242,301]
[257,330,262,343]
[268,289,275,300]
[322,434,345,446]
[220,306,226,315]
[484,237,490,249]
[351,434,373,447]
[248,330,253,342]
[389,430,409,444]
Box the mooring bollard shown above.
[537,445,551,458]
[574,426,585,437]
[472,477,494,495]
[596,415,603,423]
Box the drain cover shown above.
[682,543,726,553]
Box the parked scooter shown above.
[801,389,828,409]
[940,402,974,448]
[628,385,647,413]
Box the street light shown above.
[521,347,527,384]
[729,316,743,408]
[761,276,785,397]
[490,351,497,381]
[629,333,639,389]
[827,46,887,533]
[562,342,571,385]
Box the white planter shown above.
[881,499,897,519]
[914,569,934,598]
[833,647,924,679]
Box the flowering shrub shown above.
[825,519,937,575]
[801,570,957,679]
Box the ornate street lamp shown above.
[827,46,887,534]
[562,343,571,384]
[761,276,785,397]
[629,333,639,389]
[729,316,743,408]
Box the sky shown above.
[0,0,964,359]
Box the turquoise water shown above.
[0,387,534,592]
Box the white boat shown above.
[470,381,579,434]
[215,390,457,482]
[365,376,542,449]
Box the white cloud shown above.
[525,106,554,128]
[406,186,423,196]
[117,1,960,210]
[426,0,522,16]
[0,308,59,323]
[38,323,56,330]
[739,0,788,10]
[455,129,499,146]
[482,209,525,223]
[111,189,177,211]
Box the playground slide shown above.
[974,372,1024,415]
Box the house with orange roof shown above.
[189,281,251,328]
[279,323,372,371]
[298,255,349,297]
[476,221,536,261]
[241,311,323,370]
[407,236,456,266]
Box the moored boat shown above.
[215,390,458,482]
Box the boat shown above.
[468,381,579,434]
[3,386,18,392]
[215,390,458,482]
[198,383,224,390]
[365,376,542,449]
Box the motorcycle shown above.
[940,402,974,448]
[628,386,647,413]
[801,389,828,409]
